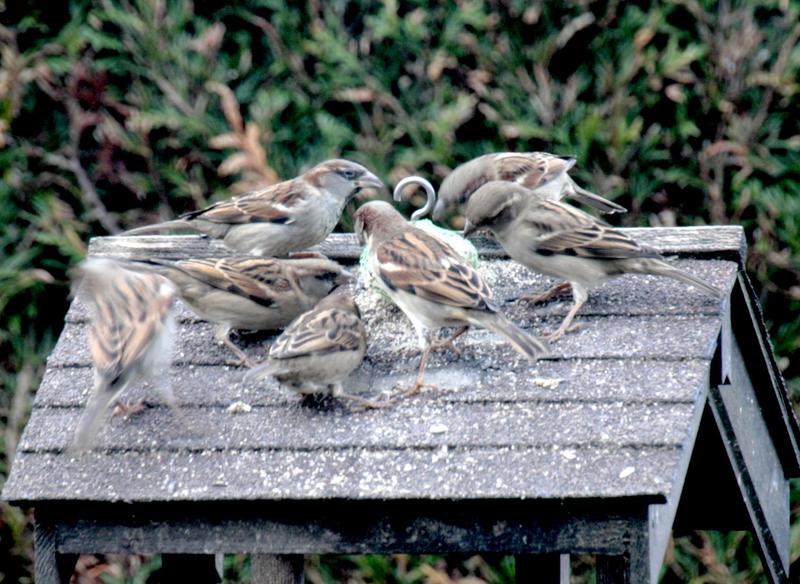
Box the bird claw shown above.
[516,282,573,305]
[542,322,581,341]
[396,380,438,399]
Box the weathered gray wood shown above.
[161,554,220,583]
[251,554,304,584]
[38,500,651,555]
[33,516,76,584]
[88,225,747,262]
[47,313,726,368]
[706,331,790,581]
[731,273,800,475]
[32,358,712,407]
[19,401,695,452]
[596,515,651,583]
[5,445,679,503]
[10,226,800,584]
[516,554,569,583]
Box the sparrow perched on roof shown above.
[70,258,180,451]
[123,159,383,256]
[432,152,626,222]
[463,181,721,340]
[244,287,381,408]
[128,256,353,366]
[354,201,548,397]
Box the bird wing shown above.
[88,272,174,387]
[375,228,494,310]
[181,181,306,225]
[526,200,654,260]
[168,258,289,308]
[270,308,363,359]
[494,153,575,190]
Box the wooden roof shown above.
[8,226,784,505]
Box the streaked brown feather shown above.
[270,308,364,359]
[375,229,493,311]
[182,181,308,225]
[88,271,173,386]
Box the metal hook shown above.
[393,176,437,220]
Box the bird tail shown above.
[634,259,722,297]
[569,180,628,214]
[472,311,549,361]
[121,219,197,236]
[69,385,115,453]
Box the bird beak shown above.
[462,220,478,237]
[355,171,384,192]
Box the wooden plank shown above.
[46,313,725,368]
[88,226,747,262]
[32,358,712,407]
[596,514,651,583]
[33,514,76,584]
[3,445,680,503]
[731,274,800,475]
[19,401,695,453]
[39,499,652,556]
[251,555,304,584]
[705,326,791,581]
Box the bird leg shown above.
[518,281,572,304]
[543,284,588,341]
[216,325,254,367]
[430,326,468,357]
[398,344,437,398]
[332,383,393,410]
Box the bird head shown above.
[463,181,527,237]
[307,159,383,202]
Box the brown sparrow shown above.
[463,181,721,340]
[70,258,180,451]
[128,256,353,366]
[123,159,383,256]
[433,152,626,222]
[354,201,548,397]
[244,287,381,408]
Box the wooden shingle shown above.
[4,226,798,583]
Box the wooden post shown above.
[251,554,304,584]
[161,554,220,583]
[516,554,570,583]
[34,516,77,584]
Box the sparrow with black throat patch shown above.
[354,200,548,397]
[123,159,383,256]
[463,181,721,341]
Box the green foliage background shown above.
[1,0,799,581]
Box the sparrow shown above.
[432,152,626,222]
[463,181,721,340]
[123,159,383,256]
[354,201,548,397]
[244,287,381,408]
[127,256,353,366]
[70,258,180,451]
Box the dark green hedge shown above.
[2,1,799,581]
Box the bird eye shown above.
[338,169,358,180]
